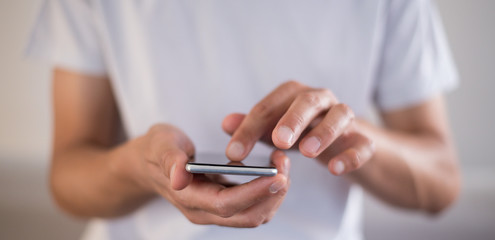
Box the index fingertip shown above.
[226,141,246,161]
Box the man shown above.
[27,0,460,239]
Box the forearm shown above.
[51,137,156,218]
[348,120,460,213]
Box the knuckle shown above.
[363,135,373,148]
[348,149,361,169]
[213,199,233,218]
[150,125,185,144]
[237,127,256,143]
[263,212,276,224]
[219,209,235,218]
[320,121,338,139]
[245,215,265,228]
[299,91,320,106]
[275,183,289,196]
[290,112,305,128]
[251,102,273,119]
[283,80,303,89]
[161,148,183,163]
[319,88,333,97]
[320,88,338,103]
[188,218,201,225]
[184,212,204,225]
[142,146,154,163]
[359,135,375,161]
[149,123,167,134]
[176,195,194,210]
[297,91,326,112]
[366,137,376,153]
[186,216,199,225]
[149,129,168,143]
[336,103,354,119]
[159,149,186,175]
[149,129,180,149]
[189,217,207,225]
[280,185,289,195]
[283,80,308,93]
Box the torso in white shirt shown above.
[28,0,458,239]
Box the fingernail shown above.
[277,126,294,145]
[227,141,244,159]
[269,179,285,194]
[301,136,320,155]
[170,163,176,182]
[333,160,345,175]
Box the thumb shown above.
[163,148,193,190]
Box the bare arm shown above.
[51,68,153,217]
[51,68,290,227]
[223,81,460,214]
[348,97,460,213]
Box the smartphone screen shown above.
[185,152,277,177]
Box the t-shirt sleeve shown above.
[25,0,106,75]
[374,0,458,111]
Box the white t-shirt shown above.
[27,0,458,239]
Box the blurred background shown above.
[1,0,494,239]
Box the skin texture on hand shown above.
[51,68,290,226]
[51,67,458,223]
[133,124,290,227]
[224,81,374,175]
[223,80,460,213]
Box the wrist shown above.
[108,136,157,195]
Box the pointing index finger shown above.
[226,81,304,161]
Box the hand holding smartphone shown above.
[185,153,277,177]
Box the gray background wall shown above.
[1,0,494,239]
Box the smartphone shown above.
[185,152,277,177]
